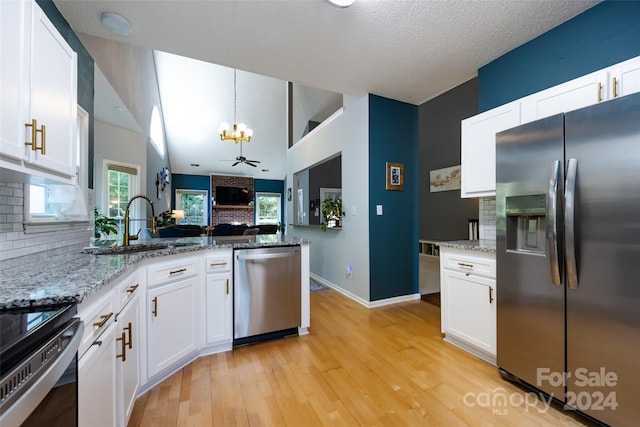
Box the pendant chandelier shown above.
[217,69,253,143]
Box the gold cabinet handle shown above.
[93,312,114,328]
[169,268,187,276]
[123,322,133,349]
[458,262,474,269]
[489,287,494,304]
[597,82,603,102]
[24,119,45,153]
[226,278,229,295]
[116,332,126,362]
[613,77,618,98]
[152,296,158,317]
[126,284,139,294]
[210,262,227,267]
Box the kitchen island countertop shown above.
[0,235,309,310]
[436,240,496,253]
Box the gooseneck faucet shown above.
[123,194,157,246]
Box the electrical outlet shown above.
[346,264,353,279]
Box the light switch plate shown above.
[376,205,383,215]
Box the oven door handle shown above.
[0,318,83,427]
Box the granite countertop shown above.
[0,235,309,311]
[436,240,496,253]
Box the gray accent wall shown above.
[419,78,479,240]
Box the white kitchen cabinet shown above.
[523,69,609,123]
[608,56,640,99]
[460,100,521,198]
[0,0,77,182]
[115,275,141,427]
[204,250,233,346]
[147,257,199,378]
[440,247,496,363]
[78,321,117,427]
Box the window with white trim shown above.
[149,106,165,157]
[256,192,281,225]
[104,161,140,239]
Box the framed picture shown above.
[386,162,404,191]
[429,165,461,192]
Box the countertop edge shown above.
[436,240,496,253]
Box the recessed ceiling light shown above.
[325,0,355,8]
[190,163,200,167]
[101,11,132,36]
[261,169,269,172]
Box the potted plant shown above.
[321,196,344,231]
[94,208,118,239]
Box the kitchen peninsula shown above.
[0,235,310,426]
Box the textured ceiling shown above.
[55,0,600,178]
[54,0,599,105]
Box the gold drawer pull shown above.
[24,119,45,153]
[226,278,229,295]
[597,82,603,102]
[458,262,474,269]
[93,312,113,328]
[152,297,158,317]
[123,322,133,349]
[613,77,618,98]
[116,332,126,362]
[126,284,139,294]
[210,262,227,267]
[169,268,187,275]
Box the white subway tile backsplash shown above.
[479,197,496,241]
[0,183,92,260]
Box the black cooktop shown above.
[0,305,77,377]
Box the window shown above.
[149,106,165,157]
[104,161,139,239]
[175,189,208,226]
[256,192,281,225]
[24,106,89,232]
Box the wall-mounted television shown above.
[216,186,250,205]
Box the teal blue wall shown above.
[254,179,285,224]
[369,95,419,301]
[37,0,95,187]
[479,1,640,112]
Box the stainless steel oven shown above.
[0,305,82,426]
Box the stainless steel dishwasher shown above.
[234,246,301,345]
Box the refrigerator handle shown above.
[546,160,562,285]
[565,158,579,289]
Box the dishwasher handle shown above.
[236,251,299,261]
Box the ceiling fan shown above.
[221,141,261,167]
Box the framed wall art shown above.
[429,165,461,192]
[386,162,404,191]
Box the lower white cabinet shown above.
[147,276,199,378]
[205,273,232,345]
[78,321,117,427]
[116,292,139,426]
[440,247,496,362]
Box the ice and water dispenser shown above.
[505,194,547,254]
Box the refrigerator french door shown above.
[496,91,640,426]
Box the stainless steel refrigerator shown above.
[496,91,640,426]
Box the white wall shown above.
[93,120,147,213]
[292,83,343,143]
[287,94,370,301]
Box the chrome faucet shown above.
[123,194,157,246]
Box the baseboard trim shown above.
[310,273,420,309]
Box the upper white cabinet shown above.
[0,0,77,182]
[461,101,521,198]
[461,55,640,198]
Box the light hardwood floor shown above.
[129,289,592,427]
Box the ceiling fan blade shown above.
[246,162,258,167]
[232,161,240,167]
[247,159,260,164]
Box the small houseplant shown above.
[94,208,118,239]
[321,196,344,231]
